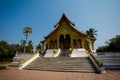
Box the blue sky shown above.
[0,0,120,50]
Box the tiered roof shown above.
[41,13,95,43]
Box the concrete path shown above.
[0,64,120,80]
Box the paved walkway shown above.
[0,64,120,80]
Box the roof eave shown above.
[44,24,59,39]
[54,13,75,28]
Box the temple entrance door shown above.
[59,35,64,49]
[63,34,71,49]
[59,34,71,57]
[59,34,71,49]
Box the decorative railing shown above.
[69,48,73,54]
[89,52,103,67]
[19,53,38,65]
[18,53,39,70]
[53,49,60,57]
[88,52,106,73]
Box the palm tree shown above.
[23,26,32,53]
[20,40,26,52]
[36,43,42,51]
[28,40,33,53]
[21,40,26,47]
[86,28,97,38]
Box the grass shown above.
[0,62,11,64]
[0,66,6,70]
[0,61,10,70]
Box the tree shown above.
[8,44,21,56]
[23,26,32,53]
[21,40,26,47]
[0,40,21,61]
[96,35,120,52]
[27,40,33,53]
[96,46,108,52]
[86,28,97,38]
[84,39,91,52]
[0,40,9,61]
[20,40,26,52]
[36,43,42,53]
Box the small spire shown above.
[62,9,65,13]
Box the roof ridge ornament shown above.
[54,13,75,28]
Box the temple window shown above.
[78,39,82,48]
[50,40,54,49]
[73,39,77,48]
[54,40,57,49]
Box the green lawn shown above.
[0,62,11,70]
[0,66,6,70]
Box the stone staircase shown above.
[24,57,98,73]
[44,49,54,57]
[9,53,32,67]
[59,49,70,57]
[70,48,88,57]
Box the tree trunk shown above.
[24,36,28,53]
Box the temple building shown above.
[11,13,104,73]
[41,13,96,57]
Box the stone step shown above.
[27,62,94,66]
[24,57,98,73]
[27,66,96,70]
[9,62,19,67]
[27,67,96,71]
[10,53,32,67]
[28,63,93,66]
[28,60,92,66]
[27,68,96,73]
[29,61,92,64]
[30,62,92,66]
[33,57,90,61]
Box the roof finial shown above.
[62,9,65,15]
